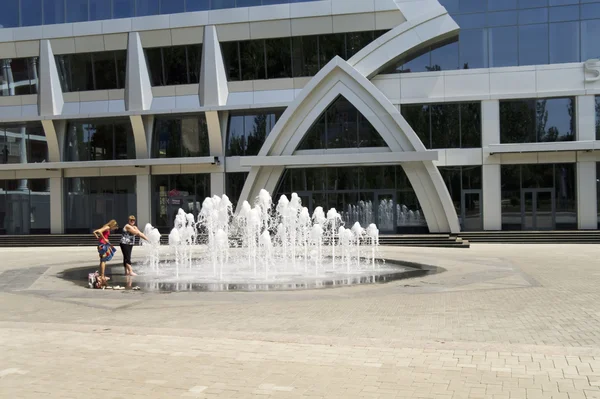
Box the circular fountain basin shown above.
[60,259,443,292]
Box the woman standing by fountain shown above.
[93,220,119,279]
[120,215,149,276]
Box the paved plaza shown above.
[1,244,600,398]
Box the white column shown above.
[577,161,597,230]
[49,177,64,234]
[136,173,152,228]
[130,115,149,159]
[482,164,502,230]
[211,173,225,197]
[200,25,229,107]
[481,100,500,146]
[576,95,595,141]
[38,40,64,116]
[18,127,28,191]
[125,32,153,111]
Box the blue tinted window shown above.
[21,0,43,26]
[43,0,65,24]
[439,0,459,13]
[431,40,459,70]
[66,0,89,22]
[519,0,548,8]
[549,0,577,5]
[488,0,517,11]
[460,29,488,69]
[454,13,487,29]
[0,0,19,28]
[90,0,112,20]
[581,4,600,20]
[160,0,184,14]
[487,11,518,26]
[550,22,579,63]
[460,0,486,13]
[581,20,600,60]
[136,0,159,16]
[549,5,579,22]
[519,8,548,24]
[519,24,549,65]
[212,0,235,9]
[489,26,518,67]
[113,0,135,18]
[236,0,262,6]
[186,0,210,11]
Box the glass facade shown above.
[0,179,50,235]
[146,44,202,86]
[439,166,482,231]
[227,109,283,156]
[298,96,387,150]
[152,174,210,232]
[0,122,48,164]
[0,0,320,27]
[221,30,387,81]
[152,115,210,158]
[381,0,600,73]
[55,51,126,92]
[500,163,577,230]
[0,57,39,96]
[400,102,481,148]
[226,172,248,209]
[500,97,575,143]
[65,119,135,161]
[597,162,600,229]
[274,166,428,234]
[595,96,600,140]
[65,176,136,234]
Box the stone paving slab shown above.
[1,244,600,398]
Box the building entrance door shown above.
[375,192,396,234]
[461,189,482,231]
[521,188,555,230]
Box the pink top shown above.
[99,230,110,244]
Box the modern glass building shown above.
[0,0,598,235]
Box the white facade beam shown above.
[125,32,153,111]
[577,161,598,230]
[38,40,64,116]
[200,26,229,107]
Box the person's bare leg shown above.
[100,261,106,278]
[126,263,137,276]
[124,264,129,275]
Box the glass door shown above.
[375,191,396,233]
[521,189,555,230]
[461,189,482,231]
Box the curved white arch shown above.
[239,57,460,233]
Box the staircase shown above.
[378,234,469,248]
[458,230,600,244]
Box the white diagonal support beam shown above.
[200,25,229,107]
[125,32,153,111]
[38,40,64,116]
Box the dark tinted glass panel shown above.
[89,0,111,20]
[146,48,165,86]
[227,115,246,156]
[227,110,282,156]
[43,0,65,24]
[459,29,487,69]
[500,100,536,143]
[488,0,516,11]
[519,24,549,66]
[265,38,292,79]
[359,114,386,147]
[581,20,600,61]
[489,26,518,67]
[236,0,262,5]
[298,113,325,150]
[65,119,134,161]
[186,0,210,11]
[549,5,579,22]
[136,0,159,16]
[240,40,266,80]
[460,102,481,148]
[92,52,117,91]
[346,31,374,59]
[398,49,430,73]
[460,0,486,13]
[549,22,579,64]
[0,0,20,28]
[319,34,346,65]
[57,54,94,92]
[537,98,575,142]
[292,35,319,77]
[113,0,135,18]
[596,96,600,140]
[160,0,185,14]
[221,42,241,81]
[153,116,210,158]
[21,0,43,26]
[0,123,47,164]
[431,103,460,149]
[401,104,430,148]
[226,173,248,209]
[487,10,518,27]
[519,8,548,24]
[581,3,600,20]
[187,45,202,84]
[152,174,210,231]
[163,46,188,85]
[66,0,89,22]
[0,58,38,96]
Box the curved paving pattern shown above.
[1,244,600,398]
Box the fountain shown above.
[117,189,433,291]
